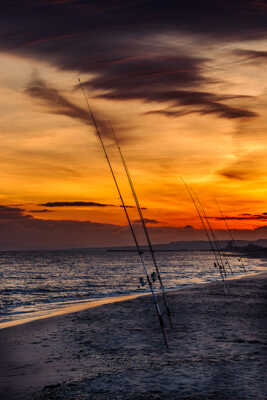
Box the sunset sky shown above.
[2,1,267,249]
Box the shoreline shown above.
[1,269,263,331]
[0,292,150,331]
[1,271,267,399]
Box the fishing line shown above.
[192,191,230,277]
[110,122,172,328]
[78,79,169,347]
[180,177,228,294]
[214,198,246,272]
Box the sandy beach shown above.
[0,273,266,400]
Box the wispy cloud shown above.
[232,48,267,64]
[25,76,91,125]
[218,168,251,181]
[217,151,266,181]
[25,75,131,140]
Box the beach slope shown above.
[0,273,267,400]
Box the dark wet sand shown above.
[0,273,267,400]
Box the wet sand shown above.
[0,292,150,330]
[0,273,266,400]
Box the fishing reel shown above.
[151,271,157,282]
[138,272,158,288]
[139,277,146,287]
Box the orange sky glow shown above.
[1,1,267,248]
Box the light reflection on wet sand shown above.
[0,292,150,330]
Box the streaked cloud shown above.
[210,213,267,221]
[232,48,267,64]
[29,209,52,213]
[0,205,32,220]
[40,201,116,207]
[144,91,257,120]
[133,218,160,225]
[1,1,261,125]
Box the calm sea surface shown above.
[0,249,266,325]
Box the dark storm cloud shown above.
[1,1,266,48]
[0,1,262,122]
[40,201,116,207]
[81,55,209,94]
[80,60,257,120]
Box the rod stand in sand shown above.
[215,262,229,296]
[78,80,169,348]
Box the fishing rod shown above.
[214,198,246,272]
[110,123,173,328]
[180,177,228,292]
[78,80,169,347]
[180,177,222,268]
[201,198,235,275]
[192,192,231,277]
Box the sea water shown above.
[0,249,266,325]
